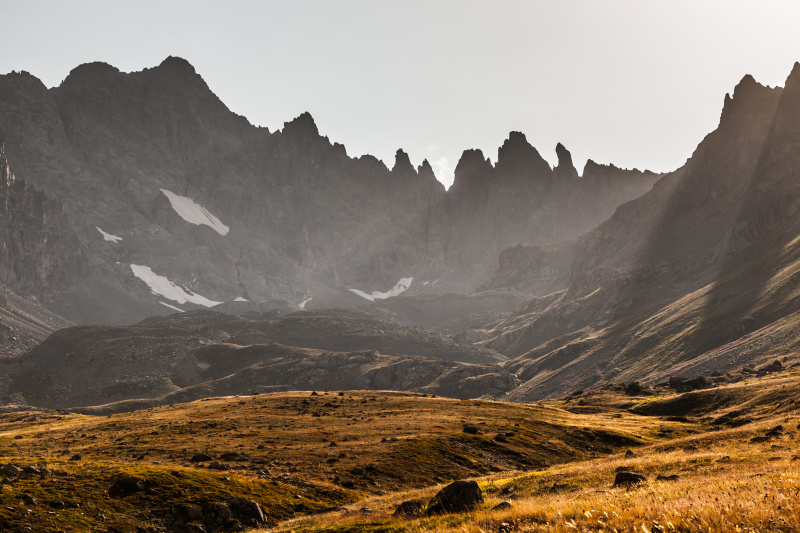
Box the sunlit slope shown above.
[0,391,664,531]
[469,64,800,399]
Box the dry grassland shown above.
[0,377,796,532]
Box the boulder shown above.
[108,476,147,497]
[203,502,232,525]
[208,461,231,471]
[229,497,266,526]
[189,453,213,462]
[393,499,424,517]
[613,471,646,487]
[625,382,642,395]
[427,480,483,514]
[669,376,709,393]
[0,465,21,477]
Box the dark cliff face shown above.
[0,58,657,324]
[0,146,82,300]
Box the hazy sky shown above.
[3,1,800,187]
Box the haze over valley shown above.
[2,3,800,532]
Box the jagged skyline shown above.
[2,0,799,187]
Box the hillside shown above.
[1,369,799,532]
[2,309,513,409]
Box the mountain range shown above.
[2,58,799,407]
[0,57,656,326]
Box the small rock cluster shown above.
[166,497,269,529]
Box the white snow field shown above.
[96,227,122,243]
[349,277,413,301]
[130,264,223,307]
[299,297,312,309]
[160,189,229,235]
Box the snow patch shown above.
[159,301,184,313]
[130,264,223,307]
[160,189,229,236]
[349,277,413,302]
[299,297,312,309]
[97,227,122,243]
[234,297,249,302]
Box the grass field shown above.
[0,373,797,532]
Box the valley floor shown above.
[0,372,798,532]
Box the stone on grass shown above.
[393,500,424,517]
[230,497,266,526]
[108,476,147,497]
[613,471,646,487]
[427,480,483,514]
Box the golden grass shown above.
[270,416,800,533]
[0,381,797,532]
[0,390,664,531]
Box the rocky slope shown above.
[2,309,513,408]
[0,58,657,325]
[467,63,800,399]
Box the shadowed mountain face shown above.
[2,309,514,408]
[474,63,800,399]
[0,57,656,325]
[0,145,78,359]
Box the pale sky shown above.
[2,1,800,187]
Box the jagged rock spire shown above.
[554,143,579,180]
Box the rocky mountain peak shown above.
[719,73,777,127]
[582,158,601,175]
[780,61,800,101]
[391,148,416,176]
[282,111,320,138]
[582,159,641,182]
[495,131,551,178]
[157,56,198,75]
[787,60,800,83]
[450,148,493,194]
[418,158,435,179]
[553,142,579,180]
[61,61,122,88]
